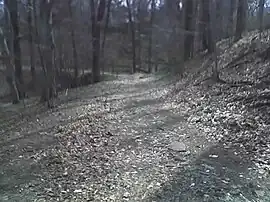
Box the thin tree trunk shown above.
[216,0,223,40]
[101,0,112,75]
[5,0,24,98]
[201,0,213,53]
[0,35,20,104]
[68,0,79,85]
[39,0,56,107]
[210,0,219,80]
[90,0,106,83]
[258,0,265,39]
[126,0,136,74]
[148,0,155,73]
[234,0,246,42]
[228,0,235,45]
[27,0,36,88]
[137,0,142,70]
[33,0,46,97]
[2,4,20,104]
[33,0,45,74]
[194,0,203,53]
[183,0,194,60]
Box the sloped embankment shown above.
[160,30,270,201]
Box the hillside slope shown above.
[0,31,270,201]
[158,30,270,201]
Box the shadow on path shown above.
[148,139,266,202]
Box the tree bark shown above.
[194,0,203,53]
[39,0,56,106]
[0,34,20,104]
[148,0,155,73]
[201,0,213,53]
[234,0,247,42]
[1,4,20,104]
[226,0,235,45]
[90,0,106,82]
[5,0,24,98]
[210,0,219,80]
[101,0,112,75]
[183,0,194,60]
[68,0,79,85]
[126,0,136,74]
[27,0,36,88]
[137,0,142,70]
[258,0,265,39]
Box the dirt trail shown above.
[0,74,269,202]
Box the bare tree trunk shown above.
[194,0,203,53]
[1,5,20,104]
[27,0,36,88]
[258,0,265,39]
[228,0,235,45]
[33,0,45,76]
[183,0,194,60]
[39,0,56,107]
[216,0,223,40]
[201,0,213,53]
[4,56,20,104]
[148,0,155,73]
[234,0,247,42]
[90,0,106,83]
[126,0,136,74]
[68,0,79,85]
[101,0,112,75]
[137,0,142,71]
[4,0,24,98]
[210,0,219,80]
[0,33,20,104]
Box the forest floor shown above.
[1,30,270,202]
[0,70,270,201]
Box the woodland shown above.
[0,0,270,201]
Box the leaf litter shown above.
[1,32,270,202]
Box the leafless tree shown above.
[258,0,265,39]
[90,0,106,82]
[126,0,136,73]
[27,0,36,88]
[4,0,24,98]
[148,0,155,73]
[234,0,247,42]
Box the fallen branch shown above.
[227,80,254,87]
